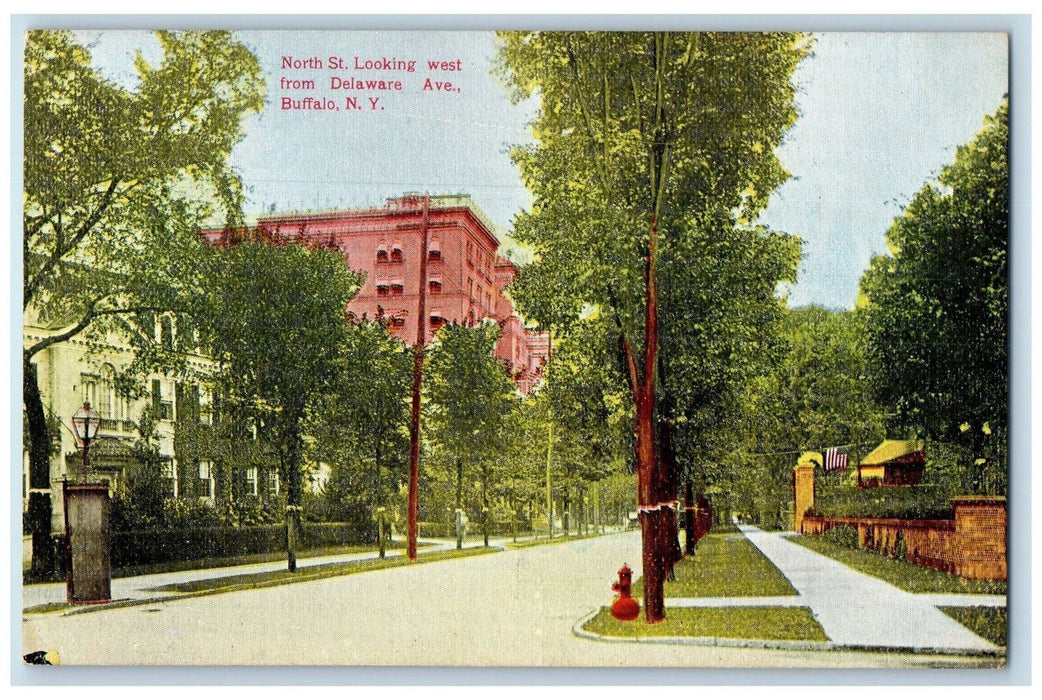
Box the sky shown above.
[76,29,1008,311]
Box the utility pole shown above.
[407,195,430,560]
[546,418,553,539]
[544,329,554,540]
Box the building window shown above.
[376,281,390,297]
[152,379,174,421]
[199,460,214,499]
[466,241,474,266]
[390,244,403,263]
[430,313,445,331]
[244,467,258,496]
[429,239,442,261]
[269,471,280,496]
[389,317,406,329]
[80,375,97,408]
[376,246,389,262]
[160,315,175,350]
[199,388,213,426]
[97,365,115,419]
[429,279,442,294]
[390,282,404,296]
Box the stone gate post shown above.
[793,452,821,533]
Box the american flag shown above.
[825,446,849,472]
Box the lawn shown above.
[504,532,601,550]
[583,606,828,642]
[632,533,797,598]
[146,546,495,594]
[940,606,1007,647]
[110,542,388,579]
[791,536,1007,595]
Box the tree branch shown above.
[23,178,121,310]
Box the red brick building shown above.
[202,194,548,394]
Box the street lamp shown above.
[65,401,111,605]
[71,402,101,482]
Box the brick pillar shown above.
[952,496,1007,580]
[793,452,821,534]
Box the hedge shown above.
[111,522,368,569]
[813,484,955,520]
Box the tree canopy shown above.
[860,100,1008,493]
[23,30,263,577]
[497,30,809,620]
[199,239,362,569]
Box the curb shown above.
[571,608,1007,658]
[23,546,503,619]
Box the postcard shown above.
[20,26,1010,669]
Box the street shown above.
[21,531,998,668]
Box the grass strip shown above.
[145,546,494,594]
[583,606,828,642]
[940,606,1007,647]
[503,533,601,550]
[790,536,1007,595]
[633,533,797,598]
[109,542,432,579]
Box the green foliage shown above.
[793,535,1007,595]
[424,321,517,527]
[583,606,828,642]
[497,31,809,518]
[315,320,412,532]
[24,29,264,364]
[819,524,859,549]
[542,317,634,487]
[730,307,885,526]
[814,483,955,520]
[633,532,797,598]
[22,29,263,573]
[199,239,363,514]
[860,101,1008,493]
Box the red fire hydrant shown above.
[610,563,640,621]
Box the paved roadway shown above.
[20,530,999,667]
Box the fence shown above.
[801,496,1006,580]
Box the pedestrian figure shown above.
[455,508,468,550]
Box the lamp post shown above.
[71,402,100,482]
[65,401,111,604]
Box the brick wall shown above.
[952,496,1007,580]
[802,497,1006,581]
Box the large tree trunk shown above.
[684,476,696,556]
[634,213,681,624]
[24,358,56,579]
[285,426,303,573]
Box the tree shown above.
[861,101,1008,493]
[424,321,516,547]
[315,320,412,539]
[200,239,362,571]
[23,30,263,576]
[731,307,886,526]
[497,31,808,620]
[541,317,633,533]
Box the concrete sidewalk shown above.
[21,537,482,611]
[21,530,600,612]
[733,524,1003,653]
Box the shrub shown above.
[111,522,368,569]
[814,483,954,520]
[821,524,858,549]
